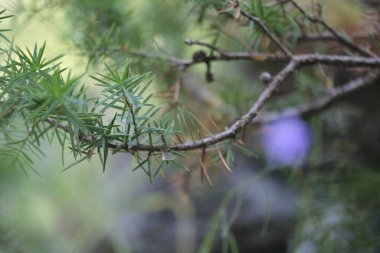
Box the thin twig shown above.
[185,40,227,56]
[299,32,380,44]
[122,47,288,68]
[121,48,380,69]
[254,72,380,123]
[289,0,377,57]
[297,32,337,42]
[294,54,380,67]
[230,1,292,56]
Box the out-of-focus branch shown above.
[254,72,380,124]
[297,32,337,42]
[184,40,227,56]
[116,48,190,68]
[122,46,380,69]
[289,0,377,57]
[294,54,380,67]
[118,47,288,69]
[297,32,380,43]
[229,0,292,56]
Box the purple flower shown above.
[261,117,313,167]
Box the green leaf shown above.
[61,155,89,172]
[101,137,109,172]
[132,158,149,172]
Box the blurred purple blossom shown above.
[261,117,313,167]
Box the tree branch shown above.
[123,61,298,152]
[295,54,380,67]
[289,0,378,57]
[254,72,380,123]
[184,40,227,56]
[47,2,380,156]
[49,50,380,154]
[119,47,288,69]
[230,1,292,56]
[123,47,380,69]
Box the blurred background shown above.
[0,0,379,252]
